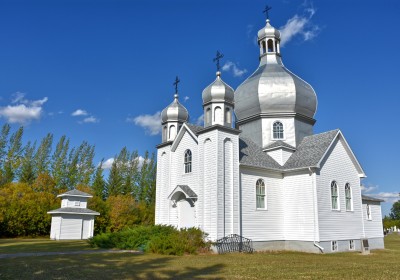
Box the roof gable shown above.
[171,123,199,152]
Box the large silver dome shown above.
[202,71,234,105]
[161,94,189,124]
[235,20,317,122]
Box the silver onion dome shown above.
[235,20,317,121]
[202,71,234,105]
[161,94,189,124]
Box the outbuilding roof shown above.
[239,137,283,170]
[47,207,100,215]
[57,189,93,198]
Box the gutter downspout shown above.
[309,167,324,253]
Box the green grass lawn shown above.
[1,234,399,279]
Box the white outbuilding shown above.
[48,189,100,240]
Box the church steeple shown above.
[257,11,282,64]
[161,76,189,142]
[202,51,234,128]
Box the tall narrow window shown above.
[262,41,266,54]
[331,181,339,210]
[206,108,211,125]
[267,39,274,52]
[345,183,352,211]
[256,179,266,209]
[226,108,231,124]
[331,241,338,252]
[366,204,372,220]
[184,150,192,173]
[273,121,284,139]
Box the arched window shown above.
[214,106,222,123]
[226,108,231,124]
[345,183,352,211]
[256,179,266,209]
[169,125,176,140]
[267,39,274,52]
[184,150,192,173]
[366,204,372,220]
[262,41,266,54]
[273,121,284,139]
[331,181,339,210]
[206,108,211,125]
[163,126,167,141]
[275,41,278,53]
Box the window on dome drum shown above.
[226,108,231,124]
[184,150,192,173]
[256,179,266,209]
[366,204,372,220]
[206,108,211,125]
[273,121,284,139]
[349,240,355,250]
[331,241,338,252]
[267,39,274,52]
[262,41,266,54]
[345,183,352,211]
[331,181,339,210]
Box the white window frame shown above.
[256,179,266,209]
[331,241,338,252]
[366,204,372,220]
[331,181,339,211]
[272,121,285,140]
[345,183,352,211]
[184,150,192,174]
[74,201,80,207]
[349,240,355,250]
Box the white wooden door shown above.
[177,199,195,229]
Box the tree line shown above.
[0,124,156,237]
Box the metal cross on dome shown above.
[213,51,224,72]
[173,76,180,94]
[263,5,272,20]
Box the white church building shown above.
[154,16,384,253]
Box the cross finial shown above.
[173,76,180,94]
[263,5,272,20]
[213,50,224,72]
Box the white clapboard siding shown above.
[60,215,83,240]
[240,168,284,241]
[283,172,315,241]
[362,201,384,238]
[316,138,364,241]
[155,146,171,225]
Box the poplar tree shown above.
[92,159,106,199]
[18,141,37,184]
[34,133,53,176]
[51,136,70,190]
[2,126,24,184]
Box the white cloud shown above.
[82,116,99,123]
[183,96,190,102]
[196,114,204,126]
[101,158,114,170]
[361,184,379,193]
[128,111,161,136]
[222,61,248,77]
[71,109,88,116]
[0,93,48,124]
[279,6,320,47]
[370,192,400,204]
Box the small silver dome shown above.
[202,72,234,105]
[161,94,189,123]
[257,19,281,40]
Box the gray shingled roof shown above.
[186,123,204,135]
[264,140,296,151]
[57,189,92,198]
[239,137,283,170]
[362,194,385,203]
[283,130,339,170]
[47,207,100,215]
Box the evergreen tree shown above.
[0,124,11,185]
[106,157,123,197]
[2,126,24,184]
[92,159,106,199]
[51,136,70,190]
[18,141,37,184]
[34,133,53,176]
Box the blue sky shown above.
[0,0,399,215]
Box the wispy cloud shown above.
[0,92,48,124]
[82,116,99,123]
[370,192,399,204]
[128,111,161,135]
[101,158,114,170]
[279,5,320,47]
[361,184,379,193]
[183,96,190,102]
[222,61,247,77]
[71,109,88,116]
[196,114,204,126]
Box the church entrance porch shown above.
[168,185,198,229]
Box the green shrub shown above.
[88,225,211,255]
